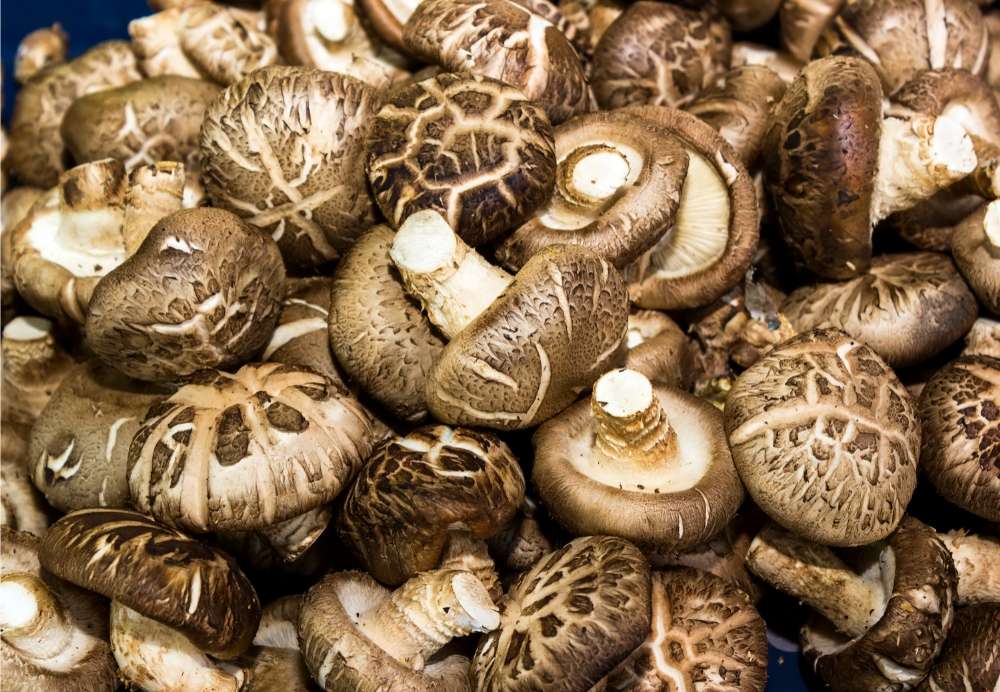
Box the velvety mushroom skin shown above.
[39,509,261,659]
[128,363,377,532]
[919,355,1000,522]
[367,72,556,247]
[591,2,731,110]
[724,328,920,546]
[200,66,380,268]
[402,0,590,125]
[85,207,285,382]
[951,202,1000,314]
[915,605,1000,692]
[262,277,342,385]
[472,536,652,691]
[782,253,979,368]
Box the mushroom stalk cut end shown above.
[0,573,72,660]
[592,369,677,468]
[562,145,632,207]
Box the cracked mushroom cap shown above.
[724,328,920,546]
[403,0,590,125]
[595,568,767,692]
[591,2,731,110]
[621,106,759,311]
[782,252,979,368]
[0,527,117,692]
[472,535,652,691]
[496,109,690,271]
[918,354,1000,521]
[623,310,695,389]
[533,369,744,551]
[367,71,556,247]
[39,509,261,658]
[200,66,380,268]
[952,201,1000,314]
[13,24,69,84]
[338,425,525,585]
[262,277,343,385]
[84,207,285,382]
[916,605,1000,692]
[128,363,377,532]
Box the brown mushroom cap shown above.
[13,24,69,84]
[782,252,979,368]
[355,0,421,54]
[339,425,525,585]
[472,536,652,691]
[39,509,261,658]
[262,277,343,385]
[623,310,695,389]
[84,207,285,382]
[128,363,377,532]
[200,66,380,268]
[918,355,1000,522]
[916,605,1000,692]
[591,2,731,110]
[952,201,1000,314]
[779,0,842,63]
[596,568,768,691]
[403,0,590,125]
[724,328,920,546]
[367,72,556,247]
[891,69,1000,149]
[715,0,781,32]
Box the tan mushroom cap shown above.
[0,527,117,692]
[782,252,979,368]
[201,66,380,268]
[368,72,556,247]
[128,363,377,532]
[403,0,590,125]
[622,106,758,311]
[724,328,920,546]
[918,355,1000,522]
[262,277,343,386]
[85,207,285,382]
[623,310,695,389]
[596,568,767,692]
[39,509,261,658]
[339,425,525,585]
[952,201,1000,314]
[591,2,731,110]
[779,0,842,63]
[916,605,1000,692]
[472,536,652,691]
[496,109,690,271]
[13,24,68,84]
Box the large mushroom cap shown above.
[916,605,1000,692]
[472,536,652,691]
[724,328,920,546]
[128,362,378,532]
[951,201,1000,314]
[38,509,261,658]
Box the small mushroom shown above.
[85,207,285,382]
[916,605,1000,692]
[0,527,117,692]
[472,536,652,691]
[1,316,74,440]
[13,24,68,84]
[594,568,768,691]
[779,0,843,63]
[919,354,1000,522]
[200,66,380,268]
[591,2,731,110]
[952,201,1000,314]
[622,310,695,389]
[936,531,1000,605]
[367,72,556,247]
[299,567,499,690]
[724,328,920,546]
[390,210,629,429]
[262,277,343,385]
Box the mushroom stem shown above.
[870,114,977,224]
[360,568,499,668]
[2,316,65,378]
[591,368,677,469]
[123,162,186,254]
[984,199,1000,250]
[559,144,632,212]
[746,524,885,638]
[389,210,513,339]
[937,531,1000,606]
[0,573,73,660]
[439,534,501,602]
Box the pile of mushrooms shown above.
[2,1,999,691]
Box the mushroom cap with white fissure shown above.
[915,605,1000,692]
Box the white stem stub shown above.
[390,210,458,274]
[450,573,500,632]
[0,579,39,630]
[593,368,654,419]
[571,149,631,201]
[2,315,53,341]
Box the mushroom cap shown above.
[622,105,759,311]
[328,225,444,422]
[598,568,768,691]
[473,535,650,691]
[779,0,841,63]
[801,517,957,692]
[38,509,261,658]
[952,202,1000,314]
[402,0,590,125]
[338,425,525,585]
[84,207,286,382]
[965,316,1000,358]
[496,109,690,271]
[918,354,1000,521]
[782,252,979,368]
[724,328,920,546]
[29,360,167,513]
[1,527,117,692]
[128,363,377,532]
[262,277,343,386]
[177,4,280,85]
[355,0,421,54]
[367,71,556,247]
[715,0,781,32]
[623,310,695,389]
[763,56,882,279]
[426,244,629,430]
[916,605,1000,692]
[200,66,380,268]
[891,69,1000,148]
[13,24,69,84]
[1,460,50,537]
[533,385,744,550]
[591,1,731,110]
